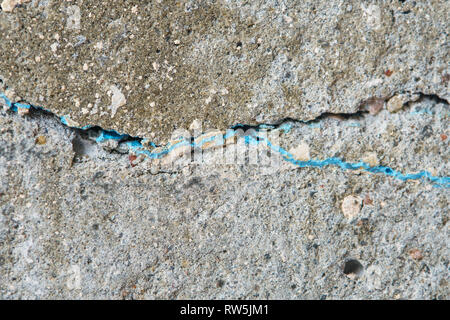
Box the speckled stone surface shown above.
[0,0,449,142]
[0,96,448,299]
[0,0,448,300]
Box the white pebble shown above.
[341,195,362,219]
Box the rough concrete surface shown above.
[0,0,449,141]
[0,96,449,299]
[0,0,449,300]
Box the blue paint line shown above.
[134,131,448,188]
[278,123,292,133]
[230,123,248,129]
[125,128,449,188]
[1,93,137,144]
[308,123,321,128]
[346,122,361,127]
[410,109,433,115]
[14,103,31,109]
[2,92,448,188]
[254,134,450,188]
[126,140,143,148]
[60,115,69,126]
[141,139,157,148]
[95,129,130,143]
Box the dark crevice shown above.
[343,259,364,277]
[2,90,448,153]
[233,92,448,131]
[411,93,449,106]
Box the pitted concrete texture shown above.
[0,97,448,299]
[0,0,449,142]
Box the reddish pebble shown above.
[409,249,423,261]
[129,154,137,167]
[363,194,373,206]
[442,74,450,83]
[384,69,393,77]
[368,98,384,115]
[440,133,447,141]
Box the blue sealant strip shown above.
[95,129,131,143]
[1,93,136,143]
[410,109,433,115]
[126,129,449,188]
[1,92,449,188]
[257,135,449,188]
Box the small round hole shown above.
[343,259,364,277]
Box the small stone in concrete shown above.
[341,195,362,220]
[409,249,424,261]
[35,135,46,145]
[289,142,310,161]
[387,94,420,113]
[1,0,29,12]
[108,85,126,119]
[362,152,379,167]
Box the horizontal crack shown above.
[1,89,449,187]
[1,88,448,146]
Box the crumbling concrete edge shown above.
[1,90,449,188]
